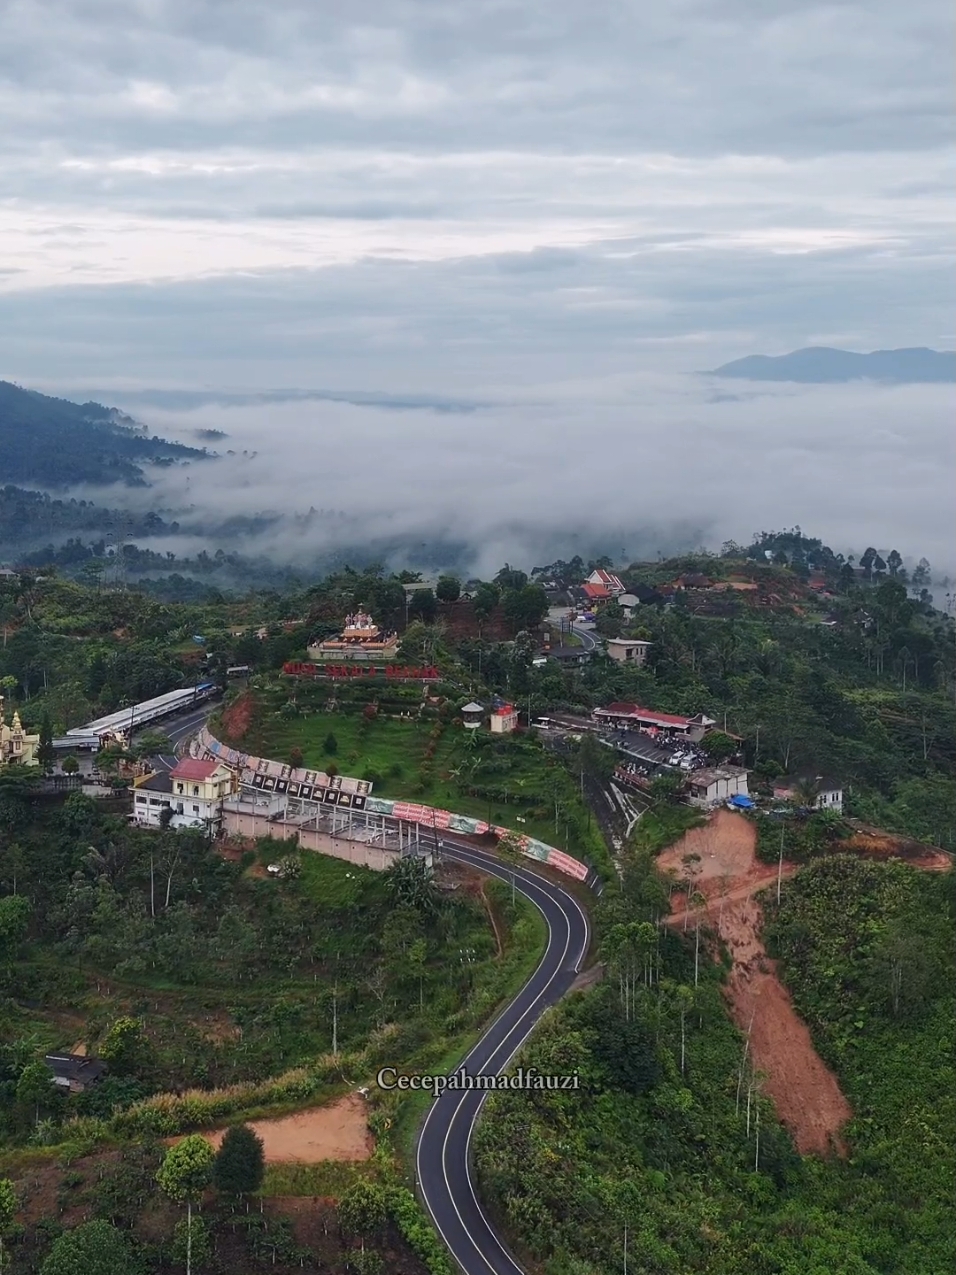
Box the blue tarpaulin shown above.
[729,794,755,809]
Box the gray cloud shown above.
[41,374,953,580]
[0,0,952,571]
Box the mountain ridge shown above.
[0,380,208,488]
[707,346,956,384]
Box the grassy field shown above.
[227,678,612,873]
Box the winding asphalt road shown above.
[145,700,218,772]
[416,840,591,1275]
[570,622,598,652]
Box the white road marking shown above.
[416,842,591,1275]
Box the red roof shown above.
[582,582,611,599]
[170,758,222,781]
[595,702,692,728]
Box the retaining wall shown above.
[200,728,590,882]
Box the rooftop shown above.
[773,774,842,793]
[689,765,749,786]
[170,757,223,781]
[135,771,173,793]
[461,702,484,714]
[595,702,693,728]
[44,1054,107,1084]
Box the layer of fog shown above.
[76,372,955,580]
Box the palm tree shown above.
[792,776,821,810]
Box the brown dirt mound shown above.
[658,808,785,905]
[663,809,852,1157]
[220,689,255,742]
[172,1094,373,1163]
[842,821,952,870]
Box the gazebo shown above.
[461,702,484,730]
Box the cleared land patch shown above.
[661,809,852,1156]
[173,1094,374,1163]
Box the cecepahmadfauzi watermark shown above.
[376,1066,579,1096]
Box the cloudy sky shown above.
[1,1,953,569]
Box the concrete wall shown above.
[222,809,399,872]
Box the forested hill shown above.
[0,380,207,488]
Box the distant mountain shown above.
[0,380,207,488]
[707,347,956,384]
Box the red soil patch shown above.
[658,807,789,909]
[220,689,255,742]
[842,821,952,871]
[662,810,852,1157]
[171,1094,374,1163]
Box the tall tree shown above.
[436,575,461,603]
[212,1124,265,1200]
[156,1135,214,1275]
[37,711,55,768]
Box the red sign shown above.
[282,662,440,681]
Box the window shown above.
[176,782,184,794]
[193,785,200,796]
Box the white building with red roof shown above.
[132,756,236,831]
[586,568,625,595]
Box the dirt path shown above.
[173,1094,374,1163]
[661,810,852,1157]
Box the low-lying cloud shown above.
[68,372,955,579]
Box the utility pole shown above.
[331,981,338,1057]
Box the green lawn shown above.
[249,698,608,867]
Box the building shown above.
[687,765,750,808]
[56,684,218,753]
[490,703,519,734]
[617,593,640,619]
[132,757,236,832]
[586,568,625,596]
[402,579,439,598]
[580,581,612,604]
[605,637,652,667]
[44,1053,107,1093]
[307,611,399,662]
[131,771,175,826]
[461,702,484,730]
[0,697,40,769]
[547,645,591,668]
[772,774,844,814]
[593,702,716,742]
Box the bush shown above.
[40,1218,142,1275]
[387,1187,453,1275]
[338,1180,388,1237]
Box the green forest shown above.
[0,525,953,1272]
[473,815,954,1274]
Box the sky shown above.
[1,0,954,571]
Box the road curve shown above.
[416,840,591,1275]
[571,623,598,652]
